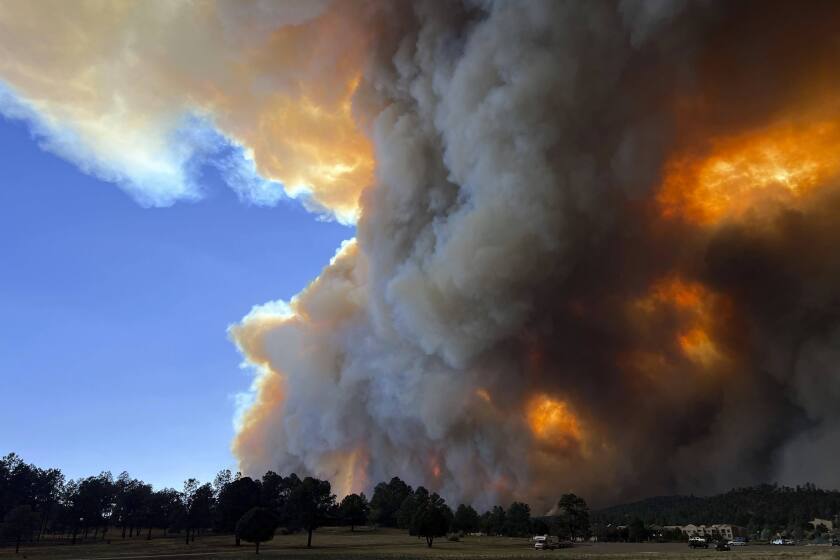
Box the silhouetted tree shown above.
[397,487,429,532]
[260,472,299,526]
[236,507,278,555]
[3,505,39,553]
[410,492,450,547]
[187,483,214,542]
[68,473,114,541]
[27,464,64,539]
[114,473,145,538]
[452,504,480,533]
[180,479,206,544]
[217,476,261,545]
[532,518,550,536]
[259,471,283,513]
[555,493,589,540]
[286,477,335,548]
[505,502,531,537]
[143,489,177,539]
[369,477,412,527]
[0,454,40,518]
[213,470,233,496]
[480,505,506,535]
[339,493,369,531]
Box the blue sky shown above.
[0,116,352,489]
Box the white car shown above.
[533,535,559,550]
[688,536,709,549]
[728,540,747,546]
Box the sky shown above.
[0,114,352,490]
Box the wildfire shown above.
[632,277,727,370]
[334,447,369,498]
[641,276,707,312]
[678,327,723,368]
[527,394,583,451]
[658,119,840,224]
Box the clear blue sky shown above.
[0,116,352,489]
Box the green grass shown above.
[3,528,840,560]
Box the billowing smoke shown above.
[231,0,840,510]
[4,0,840,510]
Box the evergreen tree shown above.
[452,504,480,533]
[236,507,278,554]
[339,493,369,531]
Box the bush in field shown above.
[235,507,278,555]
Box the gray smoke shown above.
[229,0,840,511]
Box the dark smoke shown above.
[231,0,840,510]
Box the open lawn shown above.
[3,529,840,560]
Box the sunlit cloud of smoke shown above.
[0,0,370,220]
[6,0,840,512]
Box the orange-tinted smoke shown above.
[658,117,840,225]
[629,276,729,374]
[527,394,584,453]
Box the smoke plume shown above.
[5,0,840,510]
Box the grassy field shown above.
[3,528,840,560]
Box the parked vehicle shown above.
[728,539,747,546]
[533,535,559,550]
[772,538,795,545]
[688,537,709,549]
[715,542,731,551]
[831,537,840,546]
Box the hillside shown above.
[593,484,840,529]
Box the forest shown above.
[592,483,840,540]
[0,453,588,551]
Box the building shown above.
[679,524,746,541]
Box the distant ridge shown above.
[592,484,840,528]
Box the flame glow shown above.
[659,119,840,224]
[633,277,728,370]
[336,448,369,498]
[527,394,583,451]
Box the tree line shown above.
[592,483,840,541]
[364,476,588,540]
[1,453,590,553]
